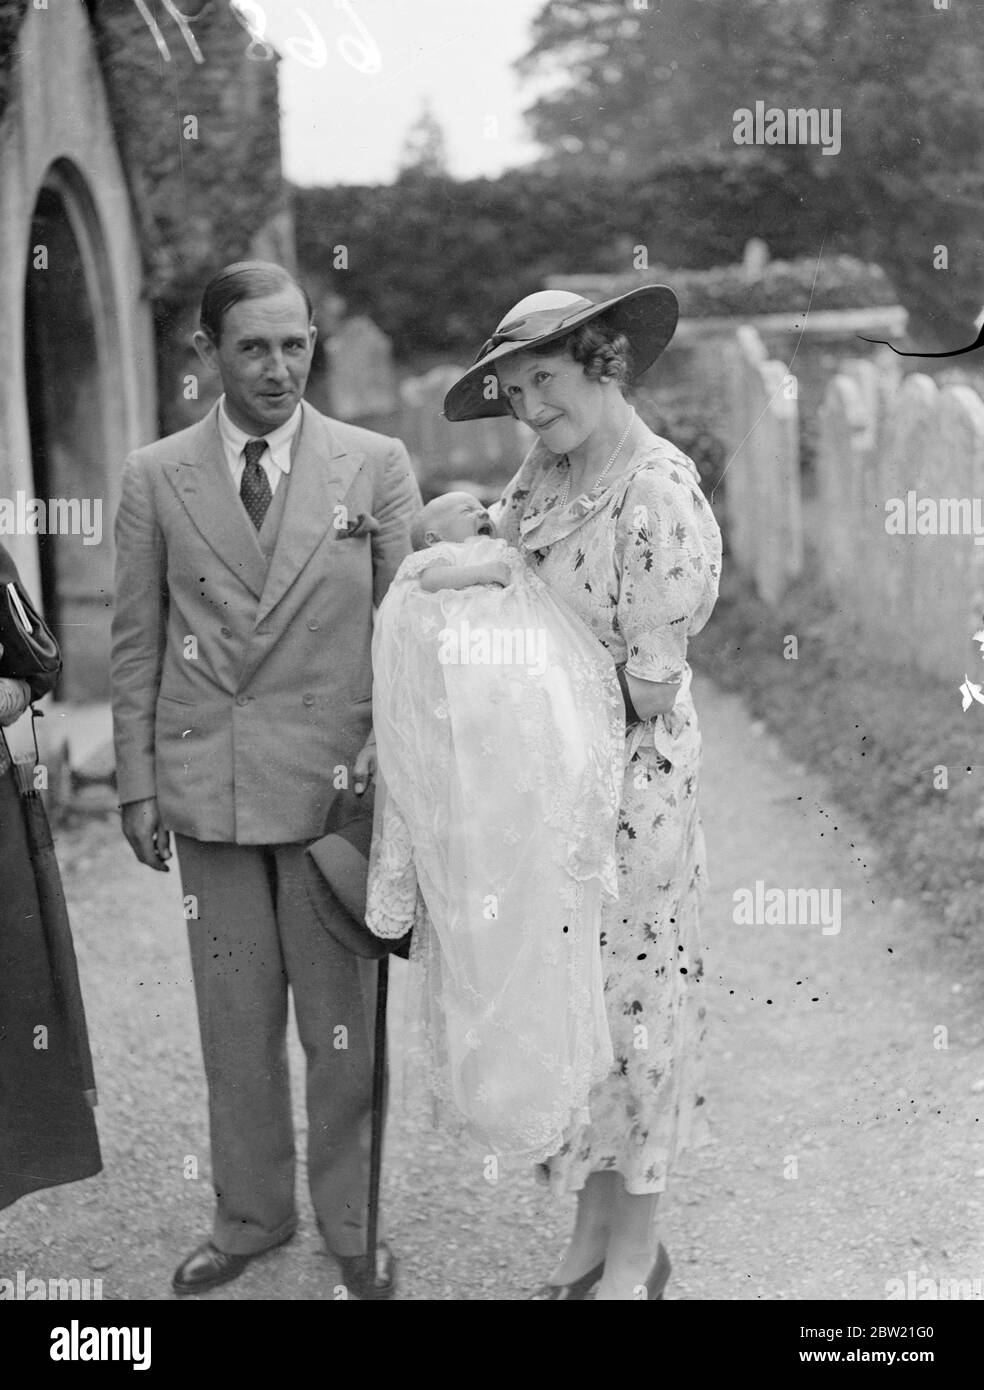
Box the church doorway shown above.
[22,159,121,701]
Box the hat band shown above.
[474,299,596,363]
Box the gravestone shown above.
[916,386,984,675]
[742,237,770,282]
[722,327,802,605]
[400,365,529,500]
[817,373,868,598]
[327,315,399,421]
[877,373,937,659]
[400,365,464,480]
[755,359,802,607]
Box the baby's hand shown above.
[484,561,512,588]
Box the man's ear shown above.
[308,322,318,352]
[192,329,218,372]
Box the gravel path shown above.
[3,676,984,1301]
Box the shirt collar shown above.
[217,396,302,473]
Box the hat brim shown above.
[442,284,679,423]
[303,785,411,960]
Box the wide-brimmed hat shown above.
[442,285,679,422]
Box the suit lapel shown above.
[255,402,364,624]
[160,404,269,600]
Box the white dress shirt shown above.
[217,397,302,497]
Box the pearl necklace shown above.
[557,410,636,509]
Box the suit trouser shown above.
[175,835,379,1257]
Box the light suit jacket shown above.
[110,400,421,843]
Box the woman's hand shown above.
[0,677,32,726]
[623,669,680,720]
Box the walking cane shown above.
[367,953,389,1263]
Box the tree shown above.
[397,101,450,180]
[517,0,984,344]
[809,0,984,344]
[517,0,819,173]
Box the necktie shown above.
[240,438,273,530]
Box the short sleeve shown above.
[615,460,722,684]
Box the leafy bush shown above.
[632,390,729,496]
[635,255,898,319]
[293,149,842,359]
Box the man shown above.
[110,261,420,1298]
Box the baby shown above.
[410,493,511,590]
[366,491,625,1161]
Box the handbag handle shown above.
[7,583,34,635]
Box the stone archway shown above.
[22,158,123,702]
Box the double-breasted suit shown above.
[111,399,421,1257]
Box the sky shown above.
[250,0,547,186]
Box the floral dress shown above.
[493,426,722,1194]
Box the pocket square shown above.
[339,512,381,538]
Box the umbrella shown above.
[10,750,97,1107]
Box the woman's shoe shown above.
[645,1243,671,1300]
[528,1261,605,1300]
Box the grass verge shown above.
[690,564,984,938]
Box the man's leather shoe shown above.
[172,1232,294,1295]
[333,1242,397,1300]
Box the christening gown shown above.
[366,534,624,1161]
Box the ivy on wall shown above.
[84,1,289,305]
[0,1,31,124]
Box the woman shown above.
[0,542,101,1211]
[443,286,722,1301]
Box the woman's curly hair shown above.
[528,320,634,386]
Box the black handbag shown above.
[0,580,61,695]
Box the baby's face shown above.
[428,492,496,543]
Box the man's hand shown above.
[121,796,172,871]
[353,739,377,796]
[0,677,31,727]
